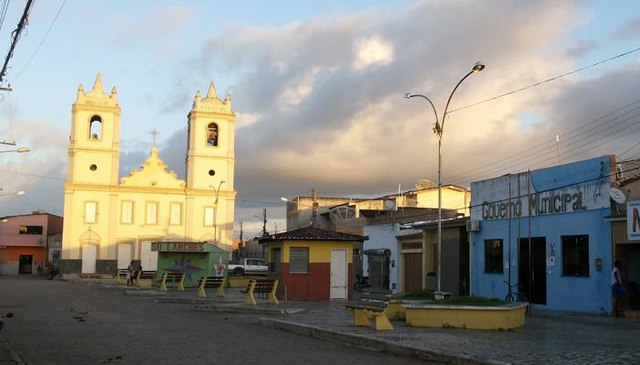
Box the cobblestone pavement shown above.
[3,276,640,365]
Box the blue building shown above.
[470,155,614,314]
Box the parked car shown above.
[227,258,268,276]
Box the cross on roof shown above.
[149,128,159,147]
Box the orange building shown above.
[259,227,367,301]
[0,212,63,275]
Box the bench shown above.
[114,269,129,284]
[196,276,227,298]
[134,271,157,287]
[345,289,393,330]
[244,278,279,305]
[158,272,186,291]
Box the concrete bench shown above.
[114,269,129,284]
[244,278,279,305]
[134,271,157,287]
[196,276,227,298]
[158,272,185,291]
[345,289,393,330]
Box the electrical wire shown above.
[12,0,65,82]
[0,0,34,85]
[449,46,640,114]
[446,99,640,185]
[0,0,11,33]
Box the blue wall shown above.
[470,156,613,314]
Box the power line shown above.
[0,0,34,85]
[12,0,65,82]
[0,0,11,33]
[450,46,640,113]
[446,98,640,185]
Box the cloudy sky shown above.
[0,0,639,238]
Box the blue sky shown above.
[1,0,639,238]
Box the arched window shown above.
[207,123,218,146]
[89,115,102,140]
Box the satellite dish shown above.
[384,199,396,210]
[415,179,435,189]
[609,187,626,204]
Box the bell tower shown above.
[67,74,121,186]
[185,82,235,190]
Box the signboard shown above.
[475,183,609,221]
[150,242,205,252]
[628,200,640,241]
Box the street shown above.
[0,277,433,365]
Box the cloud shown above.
[353,36,394,70]
[109,6,195,53]
[10,0,638,238]
[181,0,589,202]
[615,17,640,39]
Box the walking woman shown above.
[611,260,625,317]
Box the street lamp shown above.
[0,189,25,197]
[0,147,30,154]
[404,61,485,299]
[281,196,316,228]
[209,180,226,243]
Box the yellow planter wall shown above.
[404,303,528,330]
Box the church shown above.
[60,75,236,275]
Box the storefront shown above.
[151,241,229,288]
[470,155,614,314]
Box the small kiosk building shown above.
[151,241,229,288]
[260,227,368,301]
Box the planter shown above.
[403,302,528,330]
[227,277,252,288]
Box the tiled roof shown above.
[258,227,368,243]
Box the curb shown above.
[258,318,502,365]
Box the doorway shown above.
[81,245,97,274]
[19,255,33,274]
[330,249,347,299]
[403,253,422,292]
[365,249,390,290]
[518,237,547,305]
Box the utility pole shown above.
[0,0,35,85]
[239,222,243,260]
[261,208,267,237]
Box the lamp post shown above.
[0,147,29,154]
[404,61,485,299]
[281,196,317,228]
[0,188,25,197]
[209,180,226,244]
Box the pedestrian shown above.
[611,259,625,317]
[126,260,134,286]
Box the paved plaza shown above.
[2,276,640,364]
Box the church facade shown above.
[60,75,236,274]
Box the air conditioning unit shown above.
[465,219,480,232]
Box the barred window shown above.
[289,247,309,274]
[484,239,503,273]
[562,235,589,277]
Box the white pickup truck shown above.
[227,258,268,276]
